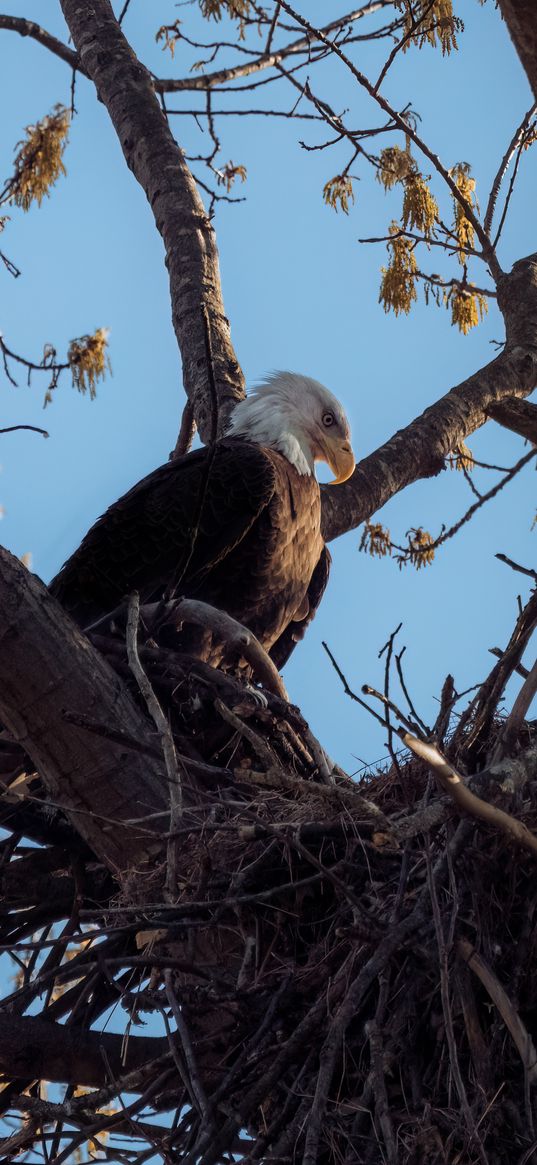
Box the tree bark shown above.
[498,0,537,100]
[486,395,537,443]
[59,0,245,442]
[0,547,168,873]
[0,1012,167,1087]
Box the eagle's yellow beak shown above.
[323,439,355,485]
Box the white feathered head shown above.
[227,371,355,483]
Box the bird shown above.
[50,372,354,669]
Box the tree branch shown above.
[0,15,81,72]
[155,3,392,93]
[0,1012,168,1089]
[0,546,168,873]
[497,0,537,101]
[321,253,537,541]
[486,395,537,443]
[59,0,244,440]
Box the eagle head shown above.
[227,371,355,484]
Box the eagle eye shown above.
[322,412,335,428]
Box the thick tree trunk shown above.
[498,0,537,100]
[0,547,168,873]
[59,0,245,442]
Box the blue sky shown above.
[1,0,536,772]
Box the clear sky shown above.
[1,0,536,773]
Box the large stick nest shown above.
[1,591,537,1165]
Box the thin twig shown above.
[215,698,276,770]
[171,399,196,459]
[492,657,537,763]
[484,103,537,235]
[126,592,182,894]
[458,938,537,1087]
[403,734,537,857]
[277,0,502,279]
[0,424,49,438]
[495,554,537,581]
[426,846,489,1164]
[164,969,215,1133]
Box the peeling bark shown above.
[59,0,245,441]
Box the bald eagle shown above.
[50,372,354,668]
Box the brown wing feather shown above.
[268,545,331,670]
[50,440,277,627]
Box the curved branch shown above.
[156,2,393,93]
[59,0,244,440]
[321,252,537,541]
[0,15,81,71]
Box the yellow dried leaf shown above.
[376,146,415,191]
[359,521,392,559]
[407,527,435,568]
[218,161,247,192]
[322,175,355,215]
[448,284,488,334]
[200,0,251,19]
[396,0,461,55]
[136,928,167,949]
[448,441,474,471]
[11,105,69,212]
[68,327,110,399]
[155,21,181,56]
[450,162,478,265]
[379,223,418,316]
[401,174,438,237]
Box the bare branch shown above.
[403,733,537,858]
[484,102,537,235]
[322,253,537,542]
[0,424,49,438]
[0,15,80,73]
[155,4,393,94]
[0,1012,168,1088]
[458,938,537,1086]
[277,0,501,279]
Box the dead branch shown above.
[458,938,537,1087]
[403,733,537,857]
